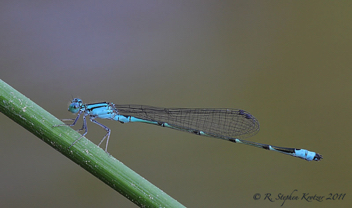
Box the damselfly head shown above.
[68,98,83,113]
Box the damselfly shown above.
[54,98,322,161]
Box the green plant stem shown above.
[0,79,185,208]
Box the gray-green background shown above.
[1,1,351,208]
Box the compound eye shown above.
[68,103,81,113]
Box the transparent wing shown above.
[114,105,260,139]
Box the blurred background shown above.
[1,1,351,207]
